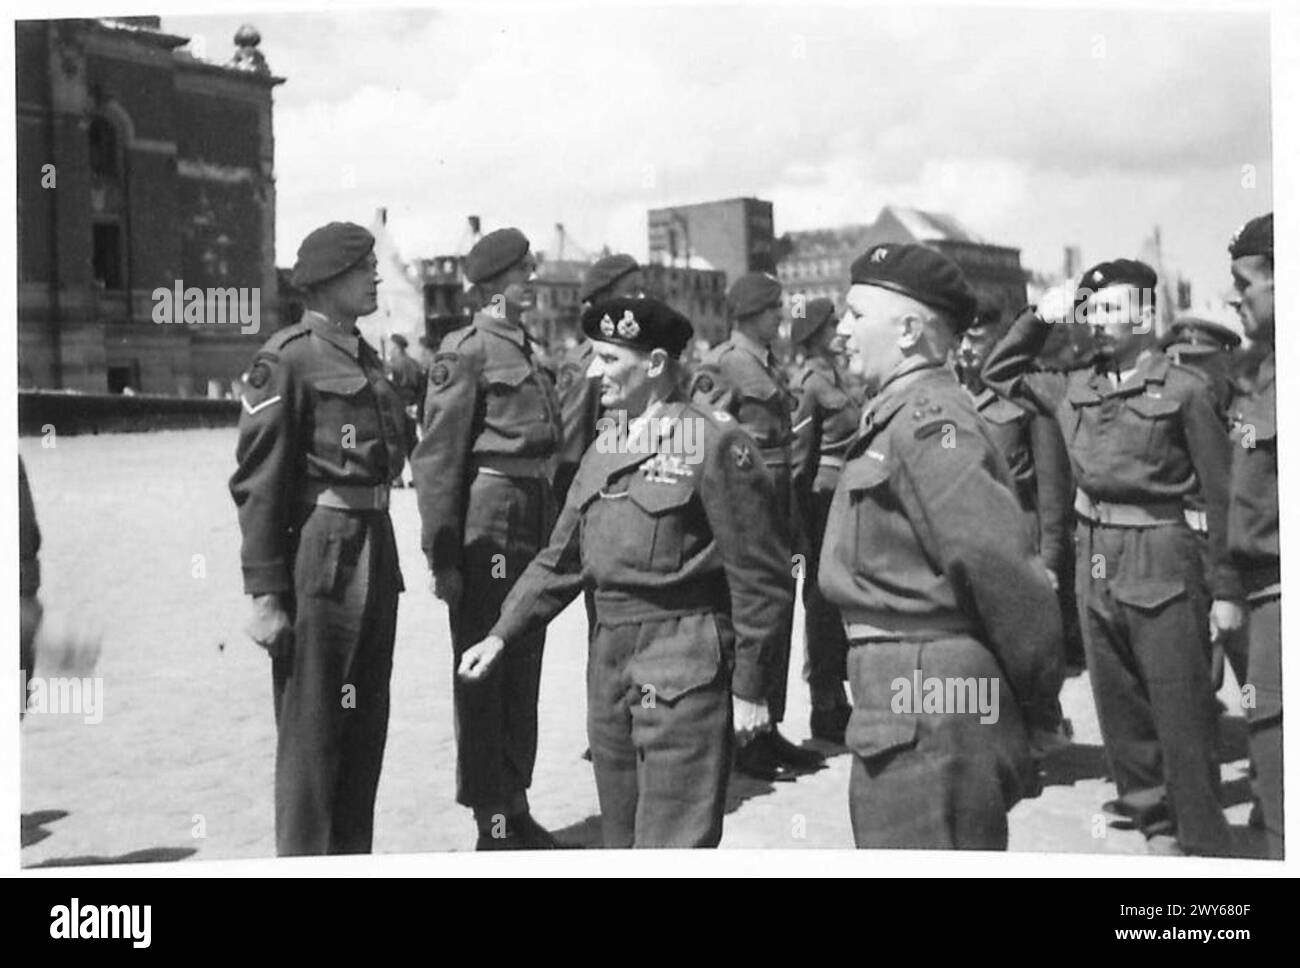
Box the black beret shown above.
[789,296,837,346]
[849,243,977,329]
[1229,213,1273,260]
[581,297,693,357]
[465,228,531,284]
[728,272,784,319]
[1160,315,1241,354]
[581,254,640,303]
[291,222,375,288]
[390,333,408,349]
[1076,258,1158,297]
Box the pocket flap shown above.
[1112,579,1187,611]
[981,396,1027,425]
[625,613,723,704]
[313,375,369,397]
[1126,394,1182,419]
[841,452,892,491]
[844,707,919,761]
[627,474,695,515]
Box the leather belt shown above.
[818,455,845,470]
[304,481,390,512]
[474,455,553,480]
[594,576,728,626]
[1074,490,1185,528]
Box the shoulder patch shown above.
[729,441,754,470]
[429,351,459,388]
[265,321,311,351]
[692,372,716,395]
[246,360,273,389]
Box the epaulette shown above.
[262,321,312,353]
[906,391,957,440]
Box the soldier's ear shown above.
[896,312,925,350]
[646,348,668,378]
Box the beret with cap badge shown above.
[290,221,375,288]
[581,296,693,357]
[1229,212,1273,260]
[849,243,977,331]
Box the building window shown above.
[88,115,120,177]
[93,222,124,290]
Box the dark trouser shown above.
[1190,531,1249,690]
[1245,594,1282,858]
[586,608,734,848]
[273,505,402,856]
[451,470,554,809]
[844,634,1033,849]
[799,486,848,692]
[1075,519,1229,854]
[761,462,796,723]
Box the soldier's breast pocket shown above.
[310,374,380,464]
[841,452,895,571]
[485,362,557,445]
[735,382,785,445]
[625,474,698,573]
[1121,393,1183,462]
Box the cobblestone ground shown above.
[18,429,1264,865]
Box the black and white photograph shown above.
[8,0,1294,881]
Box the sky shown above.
[159,1,1274,309]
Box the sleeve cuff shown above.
[242,561,292,596]
[730,654,765,702]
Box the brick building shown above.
[17,17,283,394]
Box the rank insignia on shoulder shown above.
[246,360,272,389]
[730,442,753,469]
[693,374,715,395]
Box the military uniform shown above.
[229,309,408,855]
[490,391,792,847]
[554,338,600,506]
[692,330,798,723]
[791,354,859,704]
[410,308,563,809]
[1228,352,1280,856]
[984,305,1237,854]
[968,384,1083,665]
[820,361,1064,849]
[386,348,426,459]
[19,456,41,713]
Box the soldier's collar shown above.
[474,310,528,347]
[304,310,362,360]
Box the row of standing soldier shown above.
[230,212,1277,856]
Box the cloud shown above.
[163,3,1272,303]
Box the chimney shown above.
[468,215,482,239]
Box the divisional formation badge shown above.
[730,443,753,470]
[246,361,272,389]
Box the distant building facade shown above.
[17,17,283,394]
[647,197,775,284]
[641,263,728,347]
[777,205,1028,320]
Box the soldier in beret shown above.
[409,227,565,849]
[789,297,858,743]
[983,257,1238,855]
[958,307,1082,669]
[821,242,1065,848]
[458,297,793,847]
[555,254,644,505]
[692,272,819,780]
[1224,213,1280,857]
[230,221,409,855]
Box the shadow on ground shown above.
[26,847,198,867]
[22,809,68,848]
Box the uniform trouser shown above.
[1245,595,1283,858]
[272,505,401,856]
[844,634,1033,849]
[761,463,796,723]
[1190,531,1250,690]
[1075,519,1230,853]
[798,486,849,691]
[586,610,734,848]
[450,471,554,809]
